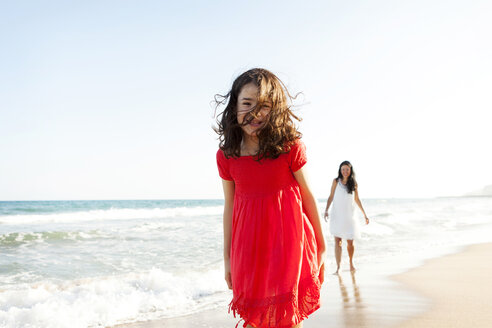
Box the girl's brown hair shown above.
[214,68,301,159]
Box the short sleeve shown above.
[289,139,307,172]
[216,149,233,181]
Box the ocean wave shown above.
[0,230,104,246]
[372,212,393,218]
[0,206,223,225]
[0,267,228,328]
[361,221,394,236]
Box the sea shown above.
[1,197,492,327]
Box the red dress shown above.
[216,140,321,328]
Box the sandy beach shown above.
[393,242,492,328]
[114,242,492,328]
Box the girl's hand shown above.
[365,217,370,225]
[323,211,329,222]
[319,262,325,285]
[224,258,233,289]
[317,247,326,285]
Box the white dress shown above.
[329,179,361,240]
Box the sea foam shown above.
[0,206,223,225]
[0,267,228,328]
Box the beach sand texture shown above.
[115,243,492,328]
[393,242,492,328]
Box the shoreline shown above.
[113,267,427,328]
[113,242,492,328]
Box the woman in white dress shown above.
[324,161,369,273]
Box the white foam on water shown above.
[0,267,228,328]
[0,206,223,225]
[361,221,394,236]
[0,230,108,245]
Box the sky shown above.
[0,0,491,200]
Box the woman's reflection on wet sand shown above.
[337,272,367,327]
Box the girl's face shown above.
[341,165,351,178]
[236,83,271,138]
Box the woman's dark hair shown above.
[214,68,301,159]
[337,161,357,194]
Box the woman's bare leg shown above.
[347,239,355,271]
[334,237,342,274]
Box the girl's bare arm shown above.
[222,179,235,289]
[293,167,327,258]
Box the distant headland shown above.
[464,185,492,197]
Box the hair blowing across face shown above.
[337,161,357,194]
[214,68,302,159]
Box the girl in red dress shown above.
[215,68,326,328]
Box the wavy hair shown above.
[337,161,357,194]
[214,68,301,159]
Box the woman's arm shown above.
[293,167,326,283]
[354,187,370,224]
[222,179,235,289]
[324,179,338,221]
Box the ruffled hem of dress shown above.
[228,273,321,328]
